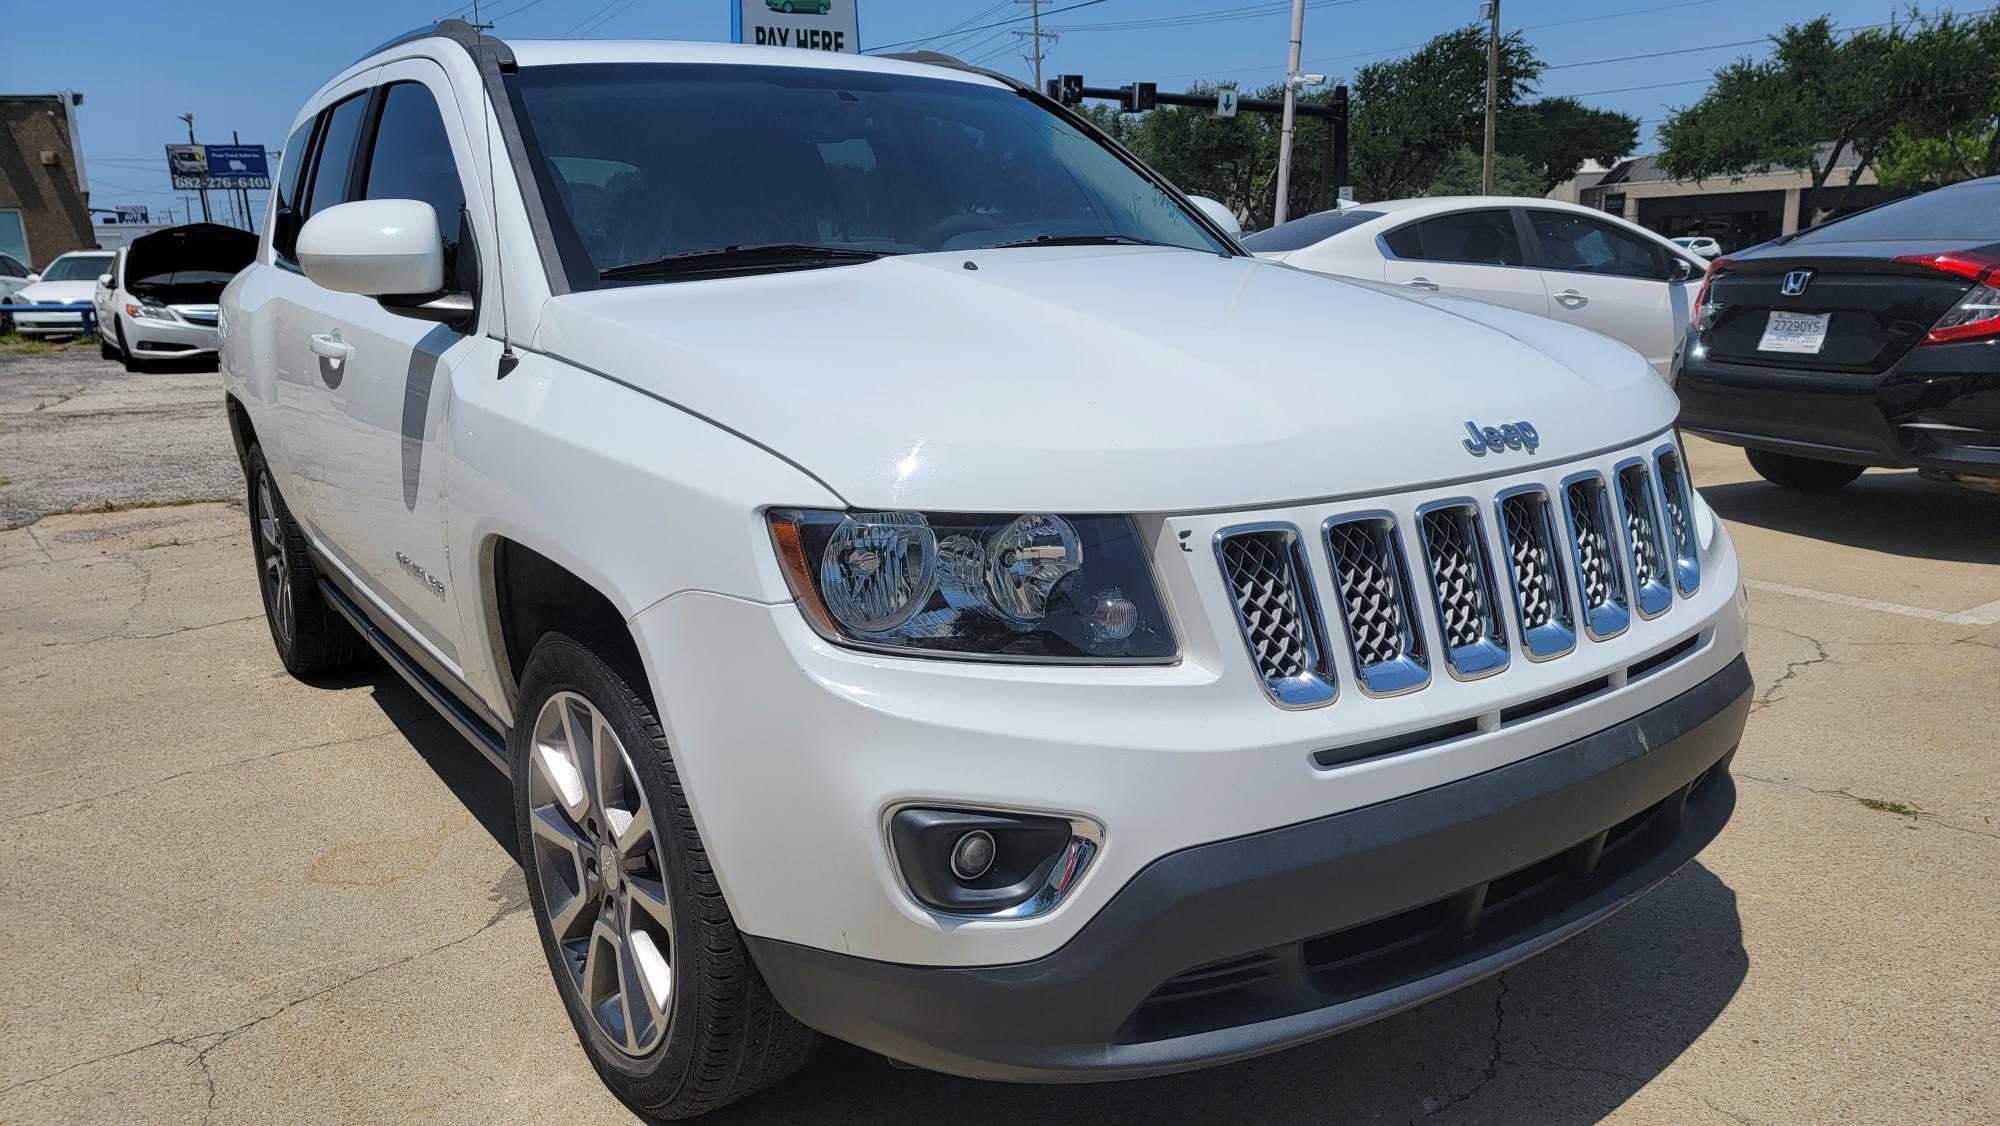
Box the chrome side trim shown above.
[1214,523,1338,710]
[1322,511,1431,697]
[1413,498,1510,681]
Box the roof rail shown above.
[880,51,1031,93]
[353,18,509,68]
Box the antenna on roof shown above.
[469,3,518,378]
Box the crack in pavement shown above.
[2,894,529,1104]
[1751,625,1830,713]
[1736,772,2000,841]
[2,613,263,676]
[1408,973,1509,1123]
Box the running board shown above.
[318,577,511,777]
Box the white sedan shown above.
[1244,197,1707,376]
[92,223,256,370]
[2,250,116,338]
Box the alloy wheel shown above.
[256,471,294,646]
[527,690,676,1058]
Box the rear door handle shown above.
[309,331,351,361]
[1554,289,1588,308]
[1404,277,1440,291]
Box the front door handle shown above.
[1404,277,1440,291]
[1554,289,1589,308]
[309,331,351,361]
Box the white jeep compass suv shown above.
[221,22,1752,1118]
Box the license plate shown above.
[1757,310,1831,354]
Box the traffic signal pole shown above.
[1272,0,1307,225]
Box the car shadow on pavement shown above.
[1702,471,2000,565]
[695,865,1747,1126]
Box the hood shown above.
[16,279,97,303]
[535,247,1674,513]
[125,223,257,295]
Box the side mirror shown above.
[1187,195,1242,240]
[97,274,112,287]
[297,199,444,297]
[1669,257,1696,282]
[25,273,39,283]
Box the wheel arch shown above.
[224,392,256,473]
[479,535,648,719]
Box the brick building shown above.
[1,92,94,270]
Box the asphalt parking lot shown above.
[1,349,1996,1124]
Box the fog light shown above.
[949,830,996,881]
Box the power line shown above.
[866,0,1110,53]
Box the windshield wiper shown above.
[987,233,1176,249]
[599,243,897,281]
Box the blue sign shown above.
[204,145,269,182]
[168,143,270,190]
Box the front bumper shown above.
[1676,331,2000,480]
[747,654,1751,1081]
[10,307,93,336]
[120,310,220,355]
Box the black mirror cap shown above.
[378,290,475,328]
[889,808,1076,915]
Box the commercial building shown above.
[1550,145,1907,255]
[0,92,94,270]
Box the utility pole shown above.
[178,113,212,224]
[1481,0,1500,194]
[1272,0,1308,225]
[1014,0,1055,88]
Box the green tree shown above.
[1421,148,1546,198]
[1658,17,1907,224]
[1874,9,2000,188]
[1500,97,1639,192]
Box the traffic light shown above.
[1131,82,1157,112]
[1056,74,1084,107]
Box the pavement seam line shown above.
[1745,579,2000,626]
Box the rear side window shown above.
[1240,209,1385,252]
[1790,181,2000,244]
[0,253,26,277]
[272,117,319,263]
[1528,211,1664,280]
[361,82,471,293]
[304,93,371,224]
[1385,210,1526,266]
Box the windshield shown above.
[1790,182,2000,244]
[508,63,1229,284]
[1241,209,1385,252]
[42,255,114,282]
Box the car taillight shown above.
[1691,255,1729,334]
[1897,251,2000,345]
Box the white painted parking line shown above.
[1746,579,2000,626]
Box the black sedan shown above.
[1674,176,1999,492]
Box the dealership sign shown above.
[732,0,857,53]
[166,143,271,190]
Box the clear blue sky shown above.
[7,0,1957,227]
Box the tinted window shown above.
[508,63,1229,282]
[1791,181,2000,244]
[1388,210,1525,266]
[1528,211,1663,280]
[1241,209,1386,252]
[362,82,470,293]
[305,93,371,223]
[42,254,114,281]
[0,253,26,277]
[272,116,318,262]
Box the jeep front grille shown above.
[1324,514,1430,696]
[1561,473,1631,640]
[1496,487,1576,660]
[1215,525,1336,709]
[1615,460,1674,618]
[1653,444,1701,596]
[1416,502,1508,679]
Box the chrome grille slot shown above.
[1653,444,1701,596]
[1215,524,1336,709]
[1323,514,1430,696]
[1495,486,1576,660]
[1416,501,1509,679]
[1560,472,1631,640]
[1615,459,1674,618]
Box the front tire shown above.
[246,446,368,676]
[513,631,818,1119]
[1746,448,1865,492]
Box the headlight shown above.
[125,299,173,322]
[769,509,1177,662]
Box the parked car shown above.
[92,223,256,370]
[0,251,32,302]
[225,24,1751,1118]
[1677,176,2000,492]
[2,250,115,338]
[1244,198,1707,377]
[1673,235,1723,258]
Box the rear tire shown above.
[246,445,368,676]
[1746,449,1865,492]
[513,630,820,1119]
